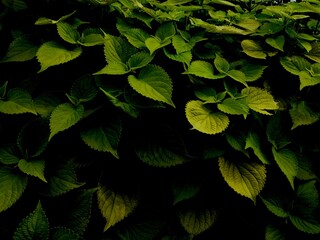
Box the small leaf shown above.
[70,75,98,103]
[18,159,47,183]
[49,103,84,140]
[43,164,84,197]
[245,130,270,164]
[184,60,219,79]
[35,11,76,25]
[36,41,82,73]
[145,37,170,55]
[94,62,129,75]
[1,36,38,62]
[241,40,267,59]
[135,142,188,167]
[217,98,249,117]
[173,182,200,205]
[242,87,279,115]
[121,28,149,49]
[33,93,61,118]
[298,71,320,90]
[179,208,217,235]
[127,51,154,70]
[260,197,289,218]
[0,166,28,213]
[226,131,249,157]
[266,35,285,52]
[78,33,104,47]
[0,88,36,115]
[163,48,192,65]
[226,69,248,87]
[218,157,266,202]
[185,100,229,135]
[289,215,320,234]
[81,118,122,159]
[128,65,175,107]
[57,22,80,44]
[289,101,319,129]
[0,145,20,165]
[214,55,230,73]
[172,35,193,54]
[272,147,298,189]
[13,202,49,240]
[97,186,138,231]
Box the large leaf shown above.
[80,118,122,159]
[289,101,319,130]
[49,103,84,140]
[0,36,38,62]
[36,41,82,73]
[305,41,320,63]
[13,202,49,240]
[245,131,270,164]
[0,167,28,213]
[272,147,298,189]
[43,164,84,197]
[280,56,311,75]
[218,157,266,202]
[185,100,229,135]
[0,88,36,115]
[298,70,320,90]
[103,34,134,64]
[135,142,188,167]
[97,186,138,231]
[18,159,47,183]
[128,65,175,107]
[155,21,176,42]
[242,87,279,115]
[179,208,217,235]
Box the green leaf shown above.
[280,56,311,75]
[296,155,318,181]
[78,33,104,47]
[0,166,28,213]
[1,36,38,62]
[266,113,291,150]
[18,159,47,183]
[173,182,200,205]
[185,100,229,135]
[13,202,49,240]
[120,28,149,49]
[172,35,193,54]
[2,0,27,11]
[265,225,287,240]
[194,87,223,103]
[305,42,320,63]
[43,164,84,197]
[260,197,289,218]
[49,103,84,140]
[245,130,270,164]
[103,34,129,64]
[179,208,217,235]
[298,71,320,90]
[226,69,248,87]
[184,60,219,79]
[33,93,61,118]
[296,180,319,210]
[94,62,129,75]
[0,88,36,115]
[0,145,20,165]
[240,62,267,82]
[163,48,192,65]
[57,22,80,44]
[35,11,76,25]
[289,215,320,234]
[97,186,138,231]
[214,55,230,73]
[127,51,154,70]
[218,157,266,202]
[155,21,176,41]
[36,41,82,73]
[0,81,8,98]
[70,75,98,103]
[135,142,188,167]
[289,101,319,129]
[241,40,267,59]
[51,227,82,240]
[242,87,279,115]
[145,37,171,55]
[128,65,175,107]
[217,98,249,117]
[81,118,122,159]
[272,147,298,189]
[226,132,249,157]
[266,35,285,52]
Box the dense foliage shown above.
[0,0,320,239]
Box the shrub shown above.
[0,0,320,239]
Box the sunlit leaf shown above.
[266,35,285,52]
[184,60,220,79]
[127,51,154,70]
[245,130,270,164]
[280,56,311,75]
[218,157,266,202]
[217,98,249,117]
[241,40,267,59]
[57,22,80,44]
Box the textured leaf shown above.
[43,165,84,197]
[261,197,289,218]
[145,37,170,55]
[289,101,319,130]
[305,42,320,63]
[266,113,291,150]
[135,142,187,167]
[185,100,229,135]
[81,118,122,158]
[214,54,230,73]
[226,132,249,157]
[128,65,175,107]
[49,103,84,140]
[57,22,80,44]
[296,155,318,181]
[121,28,149,49]
[18,159,47,183]
[272,147,298,189]
[70,75,98,103]
[0,88,36,115]
[245,131,270,164]
[1,36,38,62]
[266,35,285,52]
[240,62,267,82]
[78,33,104,47]
[127,51,154,70]
[184,60,220,79]
[265,225,287,240]
[296,180,319,210]
[242,87,279,115]
[179,208,217,235]
[218,157,266,202]
[0,145,20,165]
[51,227,82,240]
[298,71,320,90]
[241,40,267,59]
[97,186,138,231]
[155,21,176,41]
[163,48,192,65]
[94,62,129,75]
[226,69,248,87]
[13,202,49,240]
[172,35,193,54]
[289,215,320,234]
[0,167,28,213]
[217,98,249,117]
[280,56,311,75]
[36,41,82,72]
